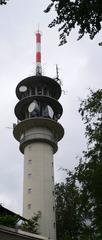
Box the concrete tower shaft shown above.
[13,75,64,239]
[23,142,55,239]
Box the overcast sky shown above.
[0,0,101,215]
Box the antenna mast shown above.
[56,64,59,81]
[35,29,42,75]
[55,64,62,85]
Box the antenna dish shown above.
[28,102,36,113]
[19,86,27,93]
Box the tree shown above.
[55,170,83,240]
[44,0,102,45]
[20,212,41,234]
[0,214,20,228]
[55,169,96,240]
[75,89,102,239]
[55,89,102,239]
[0,0,8,4]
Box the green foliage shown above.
[55,170,82,240]
[0,211,41,235]
[76,89,102,238]
[55,169,95,240]
[55,89,102,239]
[44,0,102,45]
[20,212,41,234]
[0,0,8,4]
[0,215,19,227]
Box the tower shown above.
[13,31,64,240]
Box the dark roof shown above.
[16,75,61,100]
[0,205,28,222]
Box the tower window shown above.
[53,222,56,228]
[28,173,32,179]
[43,88,47,95]
[31,88,35,95]
[52,191,54,196]
[28,188,32,194]
[52,176,54,181]
[28,204,31,209]
[28,159,32,164]
[53,206,55,211]
[37,88,42,95]
[28,145,32,150]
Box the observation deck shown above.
[13,75,64,154]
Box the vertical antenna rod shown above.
[35,29,42,75]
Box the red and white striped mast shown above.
[35,28,42,75]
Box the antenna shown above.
[56,64,59,81]
[35,28,42,76]
[55,64,62,85]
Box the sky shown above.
[0,0,101,215]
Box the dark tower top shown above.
[15,75,63,122]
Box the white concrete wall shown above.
[23,142,56,240]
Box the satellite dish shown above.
[28,102,36,113]
[48,105,54,118]
[20,134,24,140]
[19,85,27,93]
